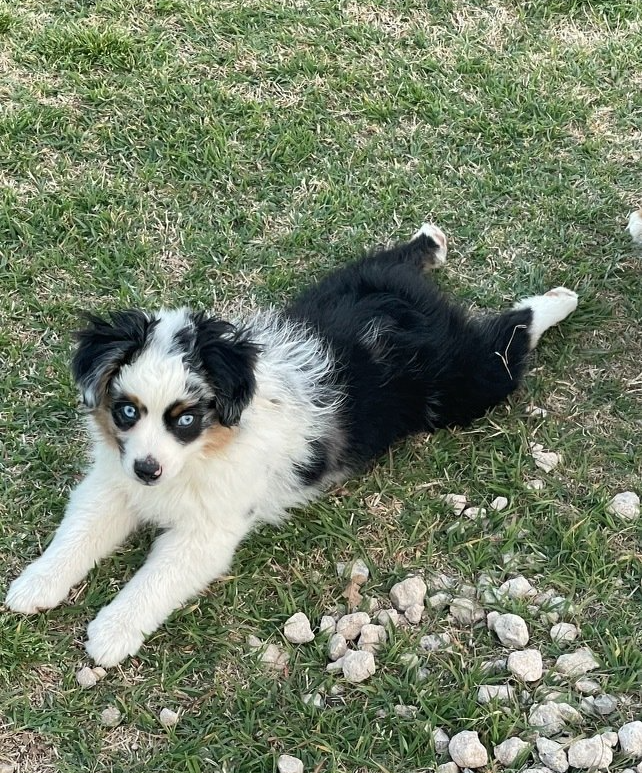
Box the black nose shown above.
[134,456,162,483]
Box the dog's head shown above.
[72,308,259,485]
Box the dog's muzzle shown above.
[133,456,162,485]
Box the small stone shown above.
[600,731,618,748]
[319,615,336,635]
[364,596,379,614]
[526,478,545,490]
[429,572,457,590]
[526,405,548,417]
[342,650,376,683]
[417,666,430,682]
[477,684,516,704]
[568,736,613,769]
[246,634,263,649]
[350,558,370,585]
[283,612,315,644]
[76,667,98,688]
[325,657,344,673]
[260,643,289,670]
[399,653,420,668]
[494,613,529,648]
[427,592,451,611]
[593,693,617,715]
[532,589,556,607]
[449,730,488,768]
[537,737,569,773]
[92,667,107,680]
[494,737,531,766]
[574,678,601,695]
[550,623,579,645]
[442,493,467,515]
[336,561,347,577]
[302,692,324,708]
[159,708,179,727]
[530,442,561,472]
[433,727,450,754]
[389,576,427,612]
[377,608,399,627]
[522,769,550,773]
[328,633,348,661]
[528,702,582,736]
[419,633,451,652]
[357,624,387,652]
[555,647,600,676]
[437,763,459,773]
[619,721,642,756]
[498,575,536,599]
[394,704,418,719]
[508,649,543,682]
[490,496,509,511]
[336,612,370,640]
[459,584,477,599]
[463,506,487,519]
[480,657,507,675]
[277,754,304,773]
[606,491,640,521]
[100,706,122,727]
[450,597,485,625]
[486,611,500,631]
[404,603,424,624]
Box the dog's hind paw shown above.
[411,222,448,266]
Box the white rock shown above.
[247,634,263,649]
[358,624,387,652]
[277,754,304,773]
[526,405,548,417]
[607,491,640,521]
[555,647,600,676]
[532,589,556,607]
[442,493,467,515]
[522,769,550,773]
[433,727,451,754]
[574,677,600,695]
[490,496,509,511]
[459,583,477,599]
[450,597,485,625]
[325,657,344,673]
[537,737,569,772]
[593,693,617,715]
[328,633,348,661]
[302,692,323,708]
[376,609,398,627]
[283,612,315,644]
[389,576,427,611]
[319,615,336,635]
[477,684,516,704]
[486,611,500,631]
[619,721,642,756]
[404,603,424,624]
[550,622,579,645]
[76,667,98,688]
[437,763,459,773]
[508,649,543,682]
[261,643,290,670]
[336,612,370,640]
[600,731,618,748]
[100,706,122,727]
[528,702,582,735]
[498,575,536,599]
[364,596,380,614]
[429,572,458,590]
[427,592,451,611]
[394,704,418,719]
[342,649,376,683]
[530,442,561,472]
[92,667,107,680]
[449,731,488,768]
[568,736,613,769]
[159,708,179,727]
[494,737,531,766]
[494,613,529,648]
[419,633,451,652]
[526,478,545,490]
[349,558,370,585]
[399,653,419,669]
[463,506,487,519]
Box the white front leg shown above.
[6,468,136,614]
[84,521,246,667]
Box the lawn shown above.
[0,1,640,771]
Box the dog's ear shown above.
[193,315,259,427]
[72,310,155,408]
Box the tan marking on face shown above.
[168,401,192,419]
[201,424,237,456]
[92,402,120,451]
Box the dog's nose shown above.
[134,456,162,483]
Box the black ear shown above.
[193,315,259,427]
[72,310,156,408]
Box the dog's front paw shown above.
[86,608,145,667]
[6,565,70,614]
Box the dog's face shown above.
[71,309,259,485]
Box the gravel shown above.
[494,737,531,766]
[389,576,427,611]
[555,647,600,676]
[490,496,509,511]
[76,667,99,688]
[530,442,561,472]
[606,491,640,521]
[283,612,315,644]
[568,736,613,769]
[448,731,488,768]
[100,706,122,727]
[477,684,516,704]
[319,615,336,635]
[449,597,485,625]
[536,737,569,773]
[342,649,376,683]
[357,624,387,652]
[507,649,543,682]
[376,608,399,627]
[404,603,424,624]
[159,708,179,727]
[619,721,642,756]
[328,633,348,661]
[277,754,304,773]
[419,633,452,652]
[349,558,370,585]
[336,612,371,640]
[550,622,579,645]
[497,575,536,599]
[493,613,530,648]
[528,702,582,736]
[427,592,451,611]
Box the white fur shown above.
[412,222,448,265]
[6,309,344,666]
[513,287,578,349]
[628,209,642,245]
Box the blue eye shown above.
[122,404,138,420]
[177,414,194,427]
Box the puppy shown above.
[6,224,578,666]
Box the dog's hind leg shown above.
[513,287,579,349]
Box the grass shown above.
[0,0,641,771]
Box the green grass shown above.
[1,0,641,771]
